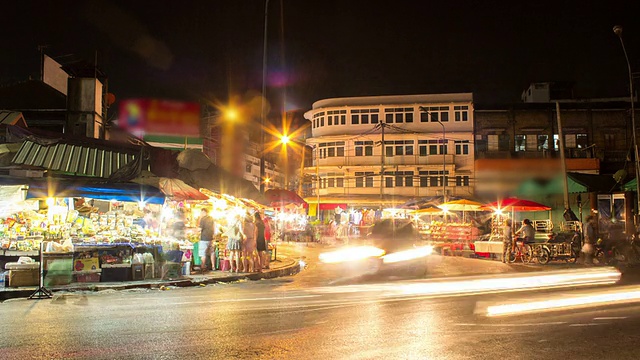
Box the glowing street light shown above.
[224,108,238,121]
[280,134,290,145]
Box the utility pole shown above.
[419,107,447,203]
[556,102,570,211]
[315,145,320,220]
[298,144,306,195]
[259,0,270,194]
[613,26,640,224]
[380,123,385,209]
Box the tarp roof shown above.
[516,172,620,196]
[624,178,637,192]
[25,180,165,205]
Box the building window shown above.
[455,140,469,155]
[318,142,345,159]
[420,106,449,122]
[313,112,325,128]
[604,134,615,148]
[384,107,414,124]
[421,139,447,155]
[454,106,469,121]
[351,109,379,125]
[488,135,499,151]
[419,143,428,156]
[455,175,470,186]
[385,177,393,188]
[328,116,333,126]
[405,171,414,186]
[577,133,588,148]
[538,135,549,151]
[406,145,414,155]
[386,146,394,157]
[366,173,374,187]
[324,172,344,188]
[515,134,526,152]
[384,140,414,156]
[327,110,346,126]
[419,171,428,187]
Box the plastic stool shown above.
[220,259,231,272]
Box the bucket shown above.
[182,261,191,275]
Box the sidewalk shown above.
[0,256,300,302]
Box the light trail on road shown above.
[310,267,621,299]
[483,285,640,317]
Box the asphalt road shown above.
[2,244,640,360]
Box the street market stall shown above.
[476,198,551,259]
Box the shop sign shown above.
[119,99,201,137]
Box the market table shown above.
[473,241,504,254]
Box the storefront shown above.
[0,178,269,288]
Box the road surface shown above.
[1,244,639,359]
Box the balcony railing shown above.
[477,148,595,160]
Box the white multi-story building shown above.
[303,93,475,209]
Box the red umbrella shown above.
[264,189,307,207]
[481,197,551,212]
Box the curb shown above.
[0,258,300,302]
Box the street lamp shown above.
[613,25,640,220]
[279,133,291,190]
[419,107,447,203]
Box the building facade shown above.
[202,114,284,190]
[474,100,632,196]
[303,93,475,208]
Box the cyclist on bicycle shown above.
[515,219,535,243]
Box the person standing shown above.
[255,212,267,272]
[582,216,597,265]
[263,216,272,269]
[502,219,513,263]
[225,216,245,273]
[199,208,215,272]
[243,214,257,272]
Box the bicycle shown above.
[510,238,533,263]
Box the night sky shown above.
[2,0,638,115]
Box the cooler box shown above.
[162,263,182,279]
[101,264,132,282]
[132,264,144,281]
[75,272,101,283]
[144,264,155,279]
[5,262,40,287]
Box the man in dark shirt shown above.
[199,208,215,270]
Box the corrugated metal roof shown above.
[0,111,25,125]
[12,140,137,178]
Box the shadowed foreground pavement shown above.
[1,244,639,359]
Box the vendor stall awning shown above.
[12,140,139,179]
[26,181,165,204]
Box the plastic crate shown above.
[75,272,101,283]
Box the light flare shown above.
[382,246,433,263]
[319,246,385,264]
